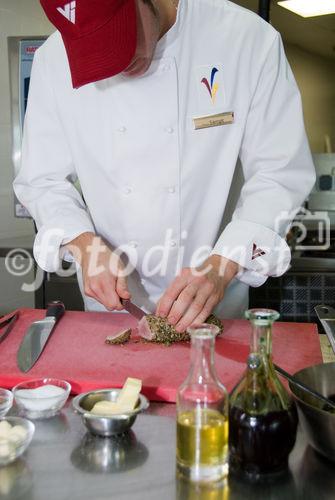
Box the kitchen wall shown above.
[284,42,335,153]
[0,0,52,313]
[0,0,52,241]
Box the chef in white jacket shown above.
[14,0,315,332]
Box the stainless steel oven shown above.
[8,36,47,218]
[250,154,335,324]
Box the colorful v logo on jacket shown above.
[201,67,219,104]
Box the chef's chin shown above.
[122,57,152,78]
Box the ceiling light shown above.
[278,0,335,17]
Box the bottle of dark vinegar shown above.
[229,309,298,478]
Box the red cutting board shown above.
[0,308,322,402]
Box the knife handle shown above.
[46,301,65,322]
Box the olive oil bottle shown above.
[176,324,229,482]
[177,409,228,468]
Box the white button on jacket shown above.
[14,0,316,317]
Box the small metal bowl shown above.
[290,362,335,461]
[72,389,149,437]
[71,431,149,473]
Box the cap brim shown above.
[62,0,137,88]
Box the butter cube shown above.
[0,440,12,459]
[90,378,142,416]
[0,421,11,439]
[116,377,142,411]
[8,425,27,445]
[90,401,121,416]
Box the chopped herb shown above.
[144,314,223,346]
[105,328,132,345]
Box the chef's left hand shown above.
[156,255,240,332]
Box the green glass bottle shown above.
[229,309,298,478]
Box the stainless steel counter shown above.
[1,402,334,500]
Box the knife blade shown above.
[121,299,146,321]
[17,301,65,372]
[314,305,335,354]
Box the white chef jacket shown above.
[14,0,316,318]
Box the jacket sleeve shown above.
[211,32,316,287]
[13,47,95,272]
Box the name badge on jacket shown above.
[193,64,234,130]
[193,111,234,130]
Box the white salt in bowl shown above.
[13,378,71,419]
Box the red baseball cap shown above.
[40,0,137,88]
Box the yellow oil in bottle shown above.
[177,409,229,469]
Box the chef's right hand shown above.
[64,232,131,311]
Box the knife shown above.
[0,310,19,345]
[17,301,65,372]
[121,299,146,321]
[314,305,335,354]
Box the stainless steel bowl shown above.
[70,431,149,473]
[72,389,150,437]
[290,362,335,461]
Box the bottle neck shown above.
[250,322,272,359]
[188,335,217,383]
[241,315,291,411]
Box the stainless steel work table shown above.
[2,400,334,500]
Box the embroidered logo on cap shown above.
[57,1,76,24]
[201,67,219,104]
[252,243,266,260]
